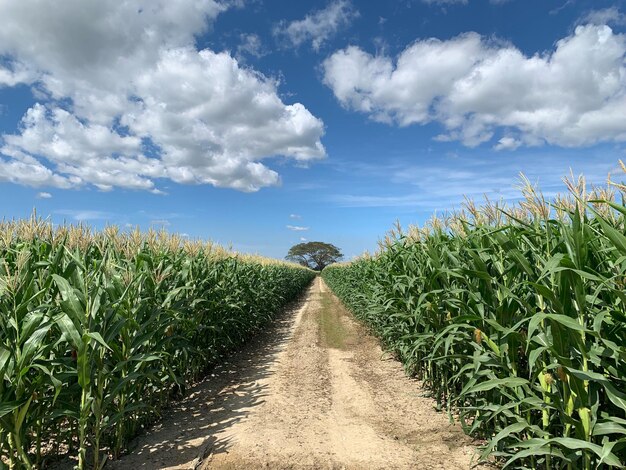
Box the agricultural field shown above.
[322,175,626,469]
[1,0,625,468]
[0,218,314,469]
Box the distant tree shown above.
[286,241,343,271]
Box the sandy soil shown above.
[109,277,482,470]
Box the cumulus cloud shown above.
[274,0,359,51]
[323,24,626,148]
[0,0,325,192]
[289,213,302,219]
[36,191,52,199]
[287,225,309,231]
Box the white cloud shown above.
[579,7,626,27]
[0,0,325,193]
[494,136,522,151]
[550,1,575,16]
[2,104,157,191]
[36,191,52,199]
[0,59,37,87]
[287,225,309,231]
[0,152,76,188]
[289,213,302,219]
[236,33,267,60]
[323,24,626,148]
[300,237,307,241]
[274,0,358,51]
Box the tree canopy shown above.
[285,241,343,271]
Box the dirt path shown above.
[111,278,482,470]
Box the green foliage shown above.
[286,241,343,271]
[323,195,626,469]
[0,222,314,468]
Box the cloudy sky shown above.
[0,0,625,258]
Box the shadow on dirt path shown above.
[108,283,312,470]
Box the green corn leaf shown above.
[56,313,82,349]
[85,332,111,351]
[503,445,568,468]
[0,400,23,419]
[481,421,532,459]
[52,274,85,322]
[549,437,623,467]
[593,211,626,256]
[594,421,626,436]
[461,377,529,395]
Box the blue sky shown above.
[0,0,625,259]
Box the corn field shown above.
[322,172,626,469]
[0,217,314,469]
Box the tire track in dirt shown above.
[111,277,482,470]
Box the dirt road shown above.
[111,277,481,470]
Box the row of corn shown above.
[322,172,626,469]
[0,218,315,469]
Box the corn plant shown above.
[0,220,314,469]
[323,172,626,469]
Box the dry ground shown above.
[109,277,482,470]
